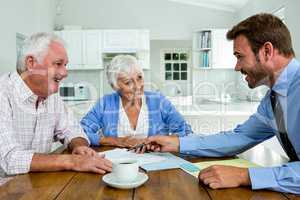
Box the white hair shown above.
[16,32,65,73]
[106,55,144,90]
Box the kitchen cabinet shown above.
[137,30,150,69]
[137,50,150,69]
[56,30,103,70]
[192,29,235,69]
[211,29,236,69]
[56,30,84,69]
[103,30,138,52]
[83,30,103,68]
[138,30,150,51]
[192,30,211,69]
[102,29,150,52]
[56,29,150,70]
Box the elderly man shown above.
[0,33,112,179]
[145,13,300,194]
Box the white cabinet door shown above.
[102,30,138,52]
[83,30,103,68]
[59,31,83,69]
[56,30,103,69]
[137,30,150,69]
[211,29,236,69]
[138,30,150,50]
[137,51,150,69]
[56,29,149,69]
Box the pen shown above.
[127,143,146,151]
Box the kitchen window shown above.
[161,49,190,81]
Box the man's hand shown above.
[30,153,112,174]
[69,137,90,151]
[70,154,112,174]
[72,146,97,156]
[198,165,251,189]
[144,135,180,153]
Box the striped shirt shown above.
[0,71,89,178]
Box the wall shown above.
[55,0,235,40]
[0,0,55,74]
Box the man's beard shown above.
[247,67,269,89]
[247,56,270,88]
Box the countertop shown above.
[176,101,259,116]
[64,99,260,116]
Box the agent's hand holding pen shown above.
[127,142,148,153]
[129,135,180,154]
[127,139,159,154]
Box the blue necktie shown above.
[270,90,299,161]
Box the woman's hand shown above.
[99,136,146,149]
[118,136,146,148]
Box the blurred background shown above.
[1,0,299,157]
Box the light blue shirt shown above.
[180,58,300,194]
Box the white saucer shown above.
[102,172,148,189]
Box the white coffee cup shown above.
[112,158,139,183]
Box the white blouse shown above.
[117,96,149,138]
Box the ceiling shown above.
[167,0,250,12]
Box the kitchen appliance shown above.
[59,83,90,101]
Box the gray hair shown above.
[16,32,65,73]
[106,55,144,90]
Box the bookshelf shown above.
[192,29,235,69]
[193,30,212,69]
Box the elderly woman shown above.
[80,55,192,148]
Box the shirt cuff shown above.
[64,127,91,147]
[249,167,278,190]
[179,136,199,153]
[7,151,34,175]
[89,132,100,146]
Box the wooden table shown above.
[0,146,299,200]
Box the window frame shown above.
[160,48,191,82]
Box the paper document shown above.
[100,148,166,165]
[181,158,260,178]
[100,148,194,171]
[141,152,192,171]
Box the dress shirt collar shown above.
[10,71,39,103]
[271,58,299,97]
